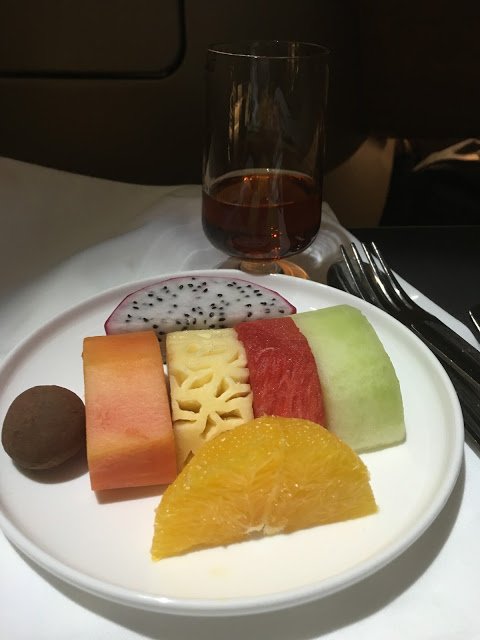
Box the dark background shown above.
[0,1,478,195]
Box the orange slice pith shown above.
[151,417,377,560]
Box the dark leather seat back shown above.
[0,1,478,187]
[0,1,363,183]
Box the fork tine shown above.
[367,242,416,309]
[340,244,393,312]
[360,243,405,313]
[339,245,377,305]
[353,243,401,309]
[329,251,362,298]
[469,304,480,341]
[361,242,438,324]
[339,246,364,298]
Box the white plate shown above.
[0,270,464,617]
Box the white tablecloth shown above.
[1,158,479,640]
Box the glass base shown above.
[218,257,309,279]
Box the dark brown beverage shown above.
[202,170,322,261]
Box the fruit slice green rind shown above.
[292,305,406,452]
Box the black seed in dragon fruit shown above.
[104,274,296,356]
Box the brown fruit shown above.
[2,385,86,470]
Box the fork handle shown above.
[410,319,480,446]
[411,319,480,391]
[442,362,480,448]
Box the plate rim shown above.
[0,269,465,617]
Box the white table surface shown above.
[1,158,479,640]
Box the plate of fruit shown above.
[0,270,464,616]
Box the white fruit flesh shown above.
[167,328,254,467]
[293,305,405,452]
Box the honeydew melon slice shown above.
[292,305,405,452]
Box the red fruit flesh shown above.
[83,331,177,491]
[235,317,325,425]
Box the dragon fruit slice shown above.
[104,274,296,355]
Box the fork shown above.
[329,242,480,446]
[469,304,480,342]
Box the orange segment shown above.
[151,417,377,560]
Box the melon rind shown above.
[292,305,406,452]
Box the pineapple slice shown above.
[166,328,253,468]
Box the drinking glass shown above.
[202,40,329,278]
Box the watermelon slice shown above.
[292,305,405,452]
[235,317,325,425]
